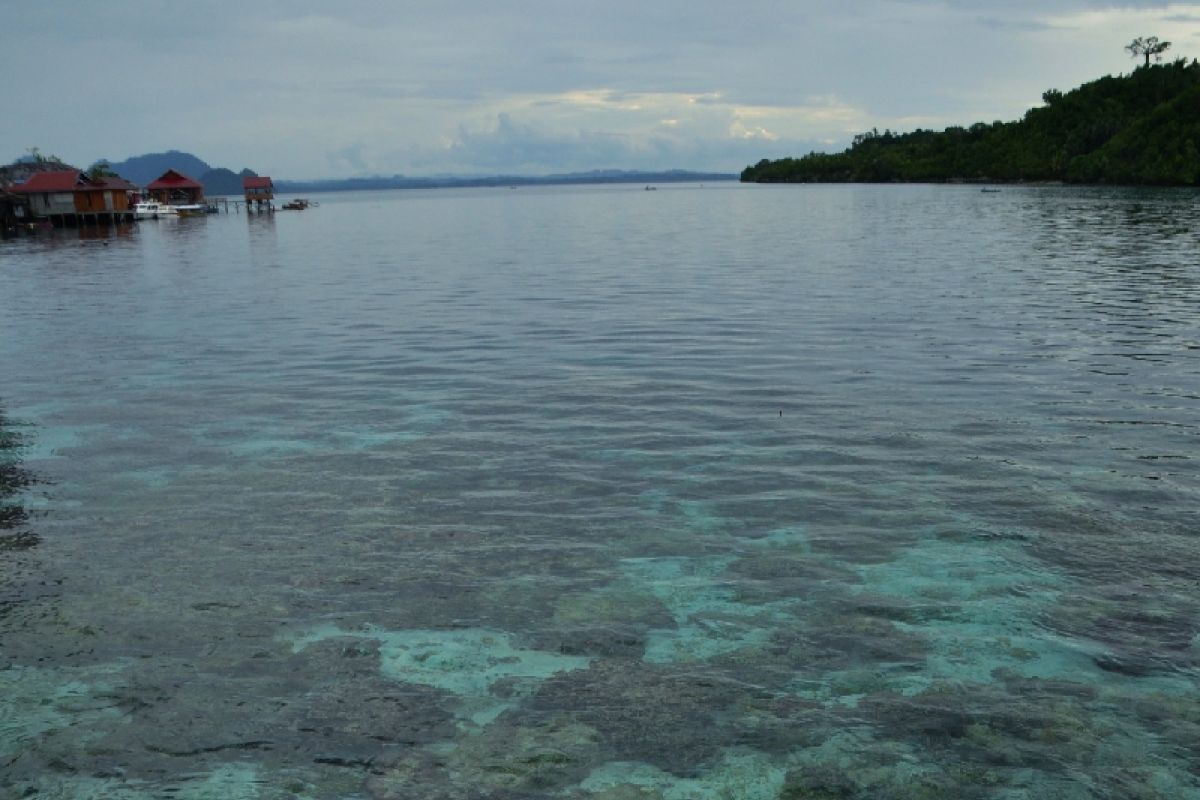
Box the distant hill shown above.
[105,151,213,186]
[103,151,262,196]
[741,59,1200,186]
[200,168,260,196]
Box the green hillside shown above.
[741,59,1200,185]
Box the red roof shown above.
[12,170,134,193]
[243,176,273,189]
[12,170,87,193]
[95,177,136,191]
[146,169,203,190]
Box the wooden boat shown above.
[281,199,311,210]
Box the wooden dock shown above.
[39,210,135,227]
[203,198,275,214]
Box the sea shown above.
[1,182,1198,799]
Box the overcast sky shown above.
[3,2,1198,178]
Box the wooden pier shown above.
[207,197,275,214]
[40,210,135,227]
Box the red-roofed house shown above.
[146,169,204,205]
[11,170,135,223]
[243,176,273,209]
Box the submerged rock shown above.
[368,715,602,799]
[524,661,755,775]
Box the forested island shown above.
[742,56,1200,186]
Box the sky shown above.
[4,2,1200,179]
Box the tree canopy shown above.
[741,59,1200,186]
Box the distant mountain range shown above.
[7,148,737,195]
[274,169,738,193]
[95,151,736,194]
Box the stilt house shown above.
[146,169,204,205]
[243,176,274,208]
[10,170,135,225]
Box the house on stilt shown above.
[10,170,136,226]
[146,169,205,206]
[243,176,274,211]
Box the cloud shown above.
[443,113,631,171]
[408,110,829,174]
[976,16,1064,31]
[5,1,1200,176]
[403,89,870,173]
[327,144,368,173]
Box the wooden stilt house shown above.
[10,170,135,226]
[146,169,204,205]
[243,176,274,210]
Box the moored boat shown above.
[133,201,177,219]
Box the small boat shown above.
[281,199,311,210]
[175,204,208,218]
[133,201,177,219]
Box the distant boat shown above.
[133,201,177,219]
[644,186,657,191]
[981,188,1001,193]
[281,199,312,210]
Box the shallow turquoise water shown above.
[1,183,1198,799]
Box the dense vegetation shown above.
[742,60,1200,185]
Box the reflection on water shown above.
[76,223,136,242]
[0,185,1198,799]
[0,404,34,546]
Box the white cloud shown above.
[3,1,1200,176]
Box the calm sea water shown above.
[1,183,1198,799]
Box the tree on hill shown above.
[1,148,72,189]
[1127,36,1171,68]
[23,147,65,166]
[87,160,116,179]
